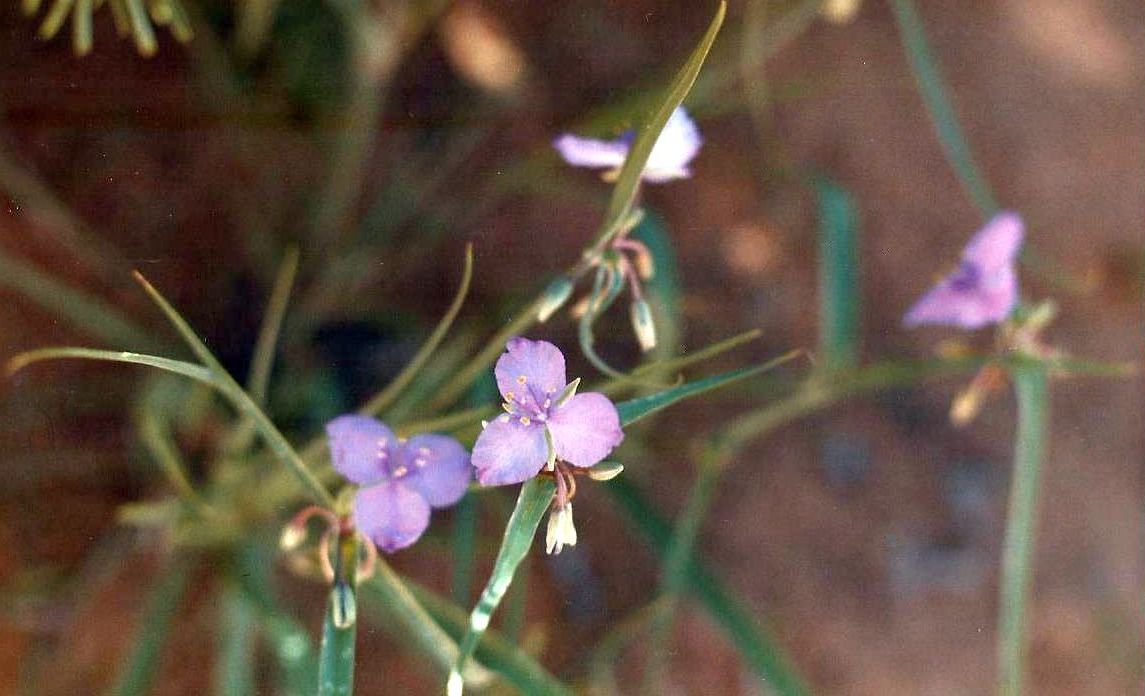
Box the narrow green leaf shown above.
[363,562,494,687]
[448,477,556,695]
[215,582,257,696]
[318,534,359,696]
[360,244,474,417]
[592,1,727,249]
[109,559,192,696]
[37,0,74,39]
[997,363,1049,696]
[812,176,860,372]
[604,478,811,695]
[133,273,335,507]
[451,493,479,605]
[123,0,157,55]
[72,0,93,55]
[7,347,213,384]
[362,580,573,696]
[889,0,998,216]
[317,590,357,696]
[0,251,158,350]
[615,350,801,427]
[248,247,299,407]
[232,543,318,696]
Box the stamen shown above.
[519,416,531,426]
[516,375,527,384]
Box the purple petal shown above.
[326,415,395,486]
[962,211,1024,274]
[471,416,549,486]
[643,107,702,182]
[399,434,471,508]
[494,338,567,410]
[353,481,430,553]
[547,392,624,468]
[902,265,1018,329]
[553,134,629,170]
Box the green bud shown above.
[587,460,624,481]
[537,277,574,322]
[629,298,657,352]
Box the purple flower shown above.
[553,106,702,183]
[327,415,471,553]
[903,211,1024,329]
[471,338,624,486]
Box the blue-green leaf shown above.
[109,559,192,696]
[812,176,860,372]
[616,350,800,426]
[997,363,1049,696]
[447,477,556,695]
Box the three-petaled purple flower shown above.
[471,338,624,487]
[327,415,471,553]
[553,106,702,183]
[903,211,1024,330]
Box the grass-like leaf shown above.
[604,478,811,695]
[997,363,1049,696]
[889,0,998,217]
[318,534,360,696]
[363,563,495,688]
[591,1,727,249]
[7,347,213,384]
[360,244,474,417]
[108,558,192,696]
[616,350,801,427]
[215,582,257,696]
[447,477,556,696]
[361,580,574,696]
[132,272,335,507]
[813,176,860,372]
[0,251,159,351]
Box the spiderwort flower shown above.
[903,211,1024,329]
[472,338,624,554]
[472,338,624,485]
[553,106,702,183]
[327,415,471,553]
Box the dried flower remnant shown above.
[553,106,703,183]
[327,415,471,553]
[471,338,624,553]
[903,211,1024,330]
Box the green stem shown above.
[997,364,1049,696]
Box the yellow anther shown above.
[519,416,531,426]
[516,375,527,384]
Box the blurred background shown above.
[0,0,1142,693]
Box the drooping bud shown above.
[279,522,307,551]
[537,276,575,322]
[629,298,657,352]
[545,504,578,555]
[587,460,624,481]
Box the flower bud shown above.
[279,522,307,551]
[537,277,574,322]
[629,298,657,352]
[545,504,577,555]
[587,460,624,481]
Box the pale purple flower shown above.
[553,106,702,183]
[327,415,471,553]
[471,338,624,486]
[903,211,1024,329]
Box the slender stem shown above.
[997,364,1049,696]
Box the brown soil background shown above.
[0,0,1142,694]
